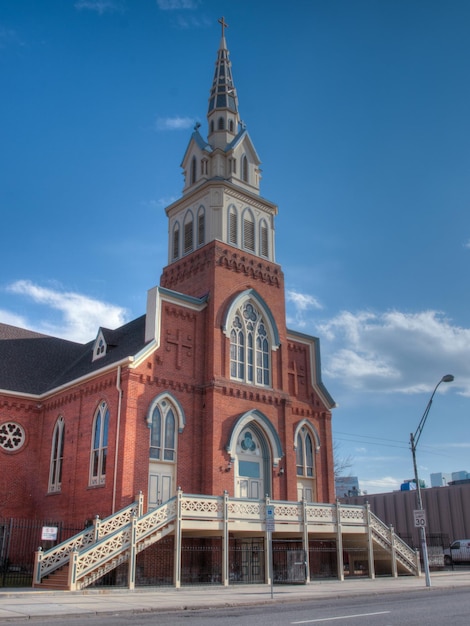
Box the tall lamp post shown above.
[410,374,454,587]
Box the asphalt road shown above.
[1,587,468,626]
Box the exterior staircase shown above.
[33,491,420,590]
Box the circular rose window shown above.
[0,422,26,452]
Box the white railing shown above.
[369,511,418,573]
[34,496,142,583]
[35,492,419,588]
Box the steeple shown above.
[207,17,240,148]
[167,19,276,271]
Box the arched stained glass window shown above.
[296,427,314,477]
[90,402,109,486]
[49,416,65,493]
[150,401,176,462]
[230,301,270,386]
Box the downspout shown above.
[112,365,123,514]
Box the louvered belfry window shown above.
[229,209,238,245]
[260,221,268,257]
[243,214,255,251]
[184,215,193,254]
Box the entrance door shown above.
[235,429,264,499]
[297,478,316,503]
[148,462,174,508]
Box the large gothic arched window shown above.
[296,427,314,477]
[90,401,109,486]
[230,301,270,386]
[150,402,176,462]
[49,416,65,493]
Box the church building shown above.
[0,22,418,589]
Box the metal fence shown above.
[0,518,83,587]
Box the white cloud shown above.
[156,116,196,131]
[464,239,470,249]
[286,289,322,328]
[5,280,129,343]
[316,309,470,395]
[74,0,124,15]
[359,476,402,494]
[142,196,178,210]
[0,309,28,328]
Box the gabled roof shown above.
[226,128,261,164]
[180,129,212,168]
[0,316,149,396]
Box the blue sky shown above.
[1,0,469,494]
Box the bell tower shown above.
[162,17,277,293]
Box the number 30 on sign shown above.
[413,509,427,527]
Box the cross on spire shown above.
[218,16,228,38]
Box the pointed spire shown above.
[207,17,240,146]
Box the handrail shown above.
[34,498,141,582]
[35,494,418,587]
[72,498,177,588]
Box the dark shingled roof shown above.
[0,316,149,395]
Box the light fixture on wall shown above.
[220,460,233,473]
[278,467,285,476]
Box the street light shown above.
[410,374,454,587]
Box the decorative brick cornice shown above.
[0,398,38,414]
[137,374,198,395]
[161,246,215,289]
[161,242,283,289]
[216,247,282,287]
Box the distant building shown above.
[429,470,469,487]
[335,476,360,498]
[451,470,469,482]
[430,472,452,487]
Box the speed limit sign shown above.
[413,509,427,527]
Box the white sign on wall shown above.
[41,526,58,540]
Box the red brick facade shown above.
[0,30,335,527]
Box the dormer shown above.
[92,329,107,362]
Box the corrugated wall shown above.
[344,483,470,547]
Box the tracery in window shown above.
[49,417,64,493]
[150,400,176,462]
[296,427,314,477]
[90,402,109,486]
[230,301,270,386]
[0,422,25,452]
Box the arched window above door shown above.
[146,393,186,461]
[223,290,280,388]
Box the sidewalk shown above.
[1,571,470,621]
